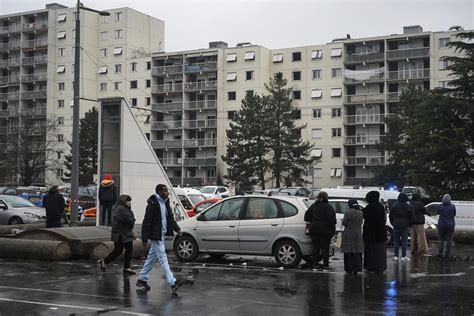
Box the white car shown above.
[199,186,230,199]
[426,201,474,231]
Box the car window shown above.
[338,202,350,214]
[328,202,337,213]
[199,186,216,194]
[196,202,214,213]
[217,198,244,220]
[188,194,205,205]
[244,198,278,220]
[202,203,221,221]
[426,204,439,217]
[178,195,192,209]
[279,200,298,217]
[1,195,35,207]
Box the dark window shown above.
[293,90,301,100]
[130,80,138,89]
[244,198,279,220]
[292,109,301,119]
[146,79,151,88]
[217,198,244,220]
[228,91,236,100]
[246,71,254,80]
[332,108,341,117]
[279,201,298,217]
[292,52,302,62]
[131,98,137,106]
[293,71,301,81]
[332,148,341,157]
[246,90,254,97]
[228,111,236,120]
[146,61,151,70]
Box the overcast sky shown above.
[1,0,472,52]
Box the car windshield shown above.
[200,187,216,194]
[403,188,418,194]
[188,194,205,205]
[2,195,35,207]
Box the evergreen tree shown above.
[63,107,98,186]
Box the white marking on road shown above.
[410,272,466,278]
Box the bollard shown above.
[0,238,72,260]
[90,239,149,260]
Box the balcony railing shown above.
[0,58,21,68]
[345,156,386,166]
[0,126,19,134]
[184,100,217,110]
[22,38,48,49]
[21,90,47,99]
[0,75,20,85]
[0,92,20,101]
[151,83,183,93]
[386,92,402,102]
[345,52,384,63]
[344,71,385,83]
[345,94,385,104]
[184,81,217,91]
[152,64,183,75]
[0,109,19,117]
[22,55,47,65]
[344,135,382,145]
[20,107,47,116]
[150,139,183,148]
[0,42,21,51]
[21,73,47,82]
[151,121,182,130]
[183,138,217,148]
[159,158,182,166]
[183,158,217,166]
[152,102,183,112]
[387,68,430,80]
[344,114,385,125]
[184,119,217,129]
[184,62,217,73]
[0,24,21,34]
[21,21,48,32]
[386,47,430,60]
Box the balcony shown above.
[152,102,183,112]
[386,92,402,102]
[0,42,21,51]
[344,114,385,125]
[0,109,19,117]
[22,38,48,50]
[183,138,217,148]
[344,71,385,84]
[159,158,182,166]
[344,135,382,145]
[0,24,21,35]
[184,81,217,91]
[21,90,47,99]
[184,100,217,110]
[345,94,385,104]
[22,55,47,65]
[0,92,20,101]
[150,139,182,148]
[151,83,183,94]
[20,107,47,116]
[21,73,47,82]
[0,75,20,85]
[184,62,217,73]
[21,21,48,32]
[183,158,217,166]
[0,58,21,68]
[184,119,217,129]
[152,64,183,75]
[386,47,429,60]
[345,51,384,63]
[0,126,19,134]
[387,68,430,80]
[151,121,182,130]
[345,156,386,166]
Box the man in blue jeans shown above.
[389,193,415,262]
[136,184,185,292]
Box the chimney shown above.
[209,41,228,49]
[403,25,423,34]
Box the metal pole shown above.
[70,0,81,225]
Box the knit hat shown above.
[103,174,113,181]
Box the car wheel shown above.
[174,235,199,262]
[208,253,226,259]
[386,227,394,246]
[8,217,23,225]
[274,239,302,268]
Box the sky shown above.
[1,0,472,52]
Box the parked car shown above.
[426,201,474,231]
[0,187,17,195]
[187,198,221,217]
[199,186,230,199]
[277,187,312,197]
[174,187,206,212]
[402,186,431,204]
[0,195,46,225]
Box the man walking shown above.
[136,184,186,292]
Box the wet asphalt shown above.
[0,242,473,316]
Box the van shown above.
[426,201,474,231]
[321,187,400,206]
[173,187,206,211]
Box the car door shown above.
[328,201,344,231]
[196,197,244,252]
[238,197,284,252]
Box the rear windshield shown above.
[2,195,35,207]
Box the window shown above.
[292,109,301,119]
[277,201,297,217]
[228,91,236,100]
[115,12,123,22]
[57,14,67,22]
[146,61,151,70]
[312,69,322,80]
[331,168,342,177]
[101,15,109,23]
[115,29,123,39]
[57,169,63,177]
[331,68,342,78]
[272,54,283,63]
[58,82,65,90]
[100,31,108,40]
[311,50,323,59]
[246,90,254,97]
[58,117,64,125]
[115,64,122,73]
[130,80,138,89]
[292,52,302,62]
[113,47,122,55]
[100,83,107,91]
[228,111,236,120]
[439,81,450,88]
[244,51,255,60]
[332,128,342,137]
[57,31,66,39]
[202,204,221,221]
[311,89,322,98]
[226,72,237,81]
[226,53,237,62]
[331,48,342,57]
[439,58,449,70]
[57,152,62,160]
[146,79,151,88]
[332,148,341,158]
[311,148,322,158]
[69,100,74,107]
[439,38,450,48]
[312,128,322,139]
[292,90,301,100]
[100,48,107,57]
[146,97,151,106]
[99,66,108,74]
[312,108,322,118]
[57,134,64,142]
[58,100,64,108]
[244,198,278,220]
[58,47,65,57]
[293,71,301,81]
[57,65,66,73]
[218,198,244,220]
[113,81,121,90]
[331,88,342,97]
[245,71,254,80]
[131,98,137,106]
[130,62,137,72]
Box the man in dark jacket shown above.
[98,174,117,226]
[304,191,336,270]
[410,193,428,255]
[363,191,387,273]
[137,184,185,292]
[437,193,456,259]
[98,195,136,275]
[389,193,415,262]
[43,185,65,228]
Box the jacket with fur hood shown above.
[99,180,117,204]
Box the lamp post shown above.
[70,1,109,225]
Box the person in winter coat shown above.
[341,199,364,275]
[437,194,456,259]
[363,191,387,273]
[98,195,136,275]
[304,191,336,270]
[98,174,117,226]
[43,185,66,228]
[136,184,186,292]
[389,193,415,262]
[410,193,428,255]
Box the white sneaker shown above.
[401,257,410,262]
[393,256,399,261]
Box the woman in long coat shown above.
[341,199,364,274]
[362,191,387,273]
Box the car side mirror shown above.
[196,213,204,221]
[0,204,7,210]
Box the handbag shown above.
[335,232,343,249]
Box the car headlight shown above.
[24,212,41,219]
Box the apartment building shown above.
[0,3,164,186]
[151,26,462,188]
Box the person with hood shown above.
[136,184,186,292]
[363,191,387,273]
[43,185,66,228]
[410,193,428,255]
[98,174,117,226]
[437,194,456,259]
[341,199,364,275]
[389,193,415,262]
[304,191,336,270]
[98,195,136,275]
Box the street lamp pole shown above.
[70,1,109,225]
